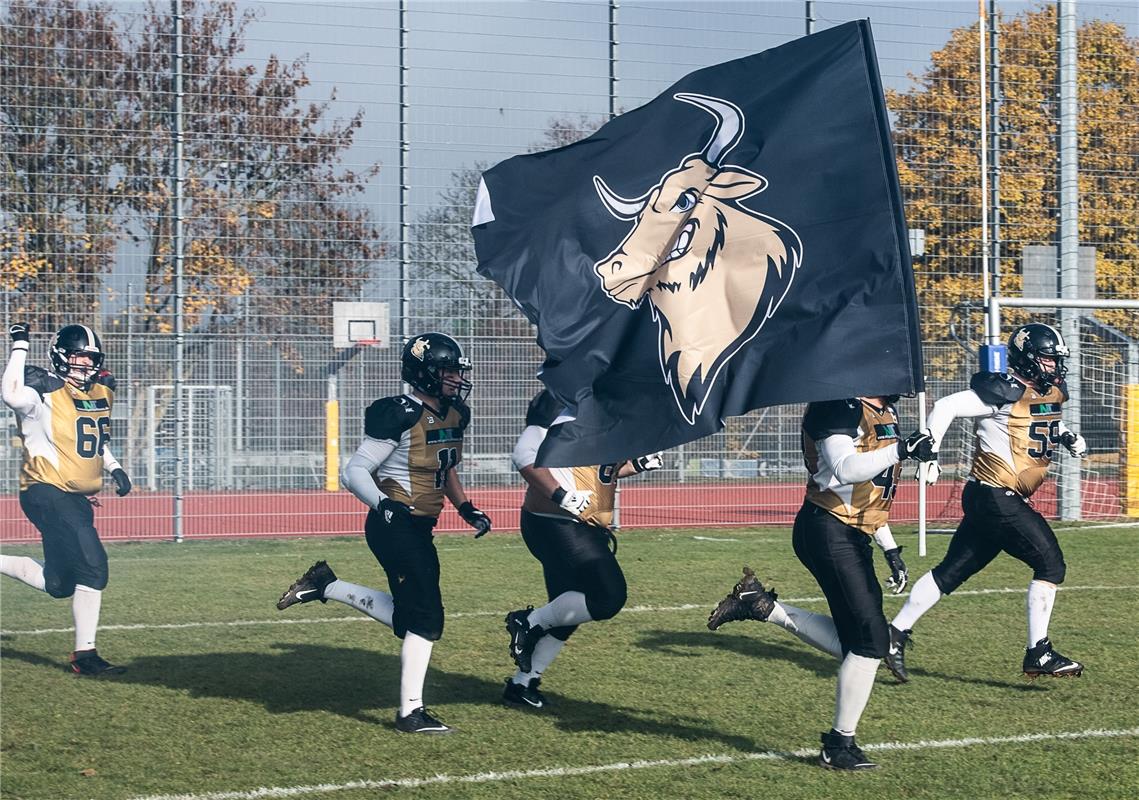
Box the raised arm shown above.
[2,324,40,415]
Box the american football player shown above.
[886,323,1085,682]
[707,395,934,770]
[275,332,491,734]
[500,389,663,710]
[1,322,132,676]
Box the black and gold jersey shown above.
[15,367,115,494]
[364,394,469,518]
[518,389,619,528]
[968,372,1067,497]
[802,398,901,535]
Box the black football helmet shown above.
[50,324,105,389]
[1008,323,1069,391]
[400,332,472,401]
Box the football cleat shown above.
[276,560,337,610]
[394,706,452,735]
[69,649,126,676]
[884,625,913,683]
[706,566,778,630]
[505,607,544,674]
[502,677,547,710]
[818,730,878,770]
[1023,637,1083,678]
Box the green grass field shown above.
[2,524,1138,800]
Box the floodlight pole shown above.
[171,0,186,543]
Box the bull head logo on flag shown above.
[591,93,802,423]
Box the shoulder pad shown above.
[802,399,861,440]
[452,398,472,430]
[969,372,1024,405]
[24,365,64,398]
[525,389,563,428]
[94,370,117,392]
[365,395,421,441]
[1055,380,1070,402]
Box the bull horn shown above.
[674,93,743,166]
[593,175,650,221]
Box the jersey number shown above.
[76,416,111,459]
[1027,420,1059,459]
[434,447,458,488]
[872,466,897,501]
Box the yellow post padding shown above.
[325,399,340,492]
[1126,385,1139,517]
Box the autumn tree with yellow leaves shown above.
[1,0,383,338]
[889,6,1138,359]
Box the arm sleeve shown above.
[873,524,898,552]
[927,390,995,451]
[2,345,40,415]
[102,445,122,473]
[817,434,900,484]
[511,425,547,471]
[342,436,397,510]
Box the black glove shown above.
[379,497,413,524]
[111,468,132,497]
[9,322,30,343]
[884,546,908,595]
[458,501,492,538]
[897,429,935,461]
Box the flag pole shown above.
[918,390,928,556]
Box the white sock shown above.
[323,580,394,628]
[527,591,593,630]
[1026,580,1057,648]
[769,602,843,660]
[832,652,879,736]
[72,585,102,652]
[0,555,47,591]
[513,635,566,684]
[399,632,434,717]
[891,571,942,631]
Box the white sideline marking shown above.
[693,535,741,542]
[3,584,1136,637]
[128,727,1139,800]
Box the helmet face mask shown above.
[400,333,472,403]
[50,325,105,390]
[1008,323,1069,391]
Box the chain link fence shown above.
[3,1,1136,541]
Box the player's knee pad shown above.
[43,573,76,599]
[1033,556,1066,586]
[400,612,444,642]
[931,563,966,596]
[547,625,577,642]
[582,563,627,621]
[852,618,890,659]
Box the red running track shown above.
[0,479,1122,543]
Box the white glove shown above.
[1056,423,1087,458]
[555,488,592,516]
[632,452,664,473]
[919,459,941,485]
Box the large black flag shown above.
[472,20,923,466]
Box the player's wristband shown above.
[551,487,567,505]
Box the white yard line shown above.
[128,727,1139,800]
[3,584,1135,637]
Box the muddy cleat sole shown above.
[707,566,777,630]
[395,706,452,734]
[818,730,878,771]
[884,624,913,683]
[1023,637,1084,679]
[502,677,547,710]
[69,649,127,676]
[276,560,337,610]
